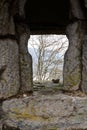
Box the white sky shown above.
[28,35,69,81]
[28,35,69,56]
[28,35,68,48]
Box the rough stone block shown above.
[70,0,85,19]
[2,94,87,130]
[63,22,83,90]
[0,2,15,35]
[18,25,33,93]
[0,39,20,99]
[81,36,87,93]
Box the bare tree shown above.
[28,35,68,82]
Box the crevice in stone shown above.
[2,124,20,130]
[0,65,6,78]
[0,35,16,40]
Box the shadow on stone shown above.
[2,124,20,130]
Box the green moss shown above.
[11,108,43,121]
[21,59,27,66]
[46,128,58,130]
[65,72,81,88]
[12,107,50,121]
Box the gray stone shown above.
[0,39,20,99]
[19,0,27,18]
[2,124,20,130]
[0,1,15,35]
[63,21,83,91]
[19,38,33,92]
[0,102,3,130]
[81,36,87,93]
[17,24,33,92]
[2,94,87,130]
[70,0,86,19]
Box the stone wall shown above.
[0,0,33,99]
[0,39,20,99]
[0,0,19,99]
[0,0,87,130]
[1,93,87,130]
[63,0,87,92]
[64,21,83,91]
[16,24,33,93]
[0,0,33,129]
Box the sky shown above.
[28,35,69,60]
[28,35,69,81]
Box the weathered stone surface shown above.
[19,0,27,18]
[70,0,86,19]
[17,24,33,92]
[0,121,2,130]
[0,1,15,35]
[2,124,20,130]
[63,21,83,91]
[0,39,20,99]
[19,38,33,92]
[0,102,3,130]
[81,36,87,93]
[2,94,87,130]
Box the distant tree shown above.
[28,35,68,81]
